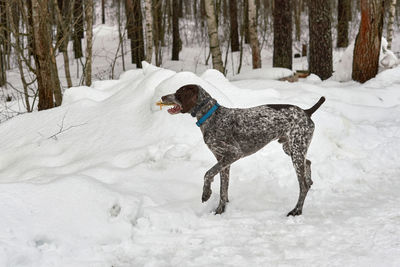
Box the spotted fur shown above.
[161,84,325,216]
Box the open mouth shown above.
[167,104,182,115]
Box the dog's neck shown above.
[190,88,218,120]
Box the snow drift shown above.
[1,62,400,266]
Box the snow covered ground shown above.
[1,59,400,266]
[1,23,400,266]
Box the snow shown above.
[1,59,400,266]
[1,21,400,266]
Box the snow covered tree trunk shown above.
[273,0,292,69]
[204,0,224,73]
[352,0,384,83]
[308,0,332,80]
[229,0,240,52]
[84,0,93,86]
[172,0,180,60]
[144,0,153,63]
[386,0,396,50]
[337,0,350,48]
[248,0,261,69]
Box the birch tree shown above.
[144,0,153,63]
[352,0,384,83]
[204,0,224,73]
[248,0,261,69]
[386,0,396,50]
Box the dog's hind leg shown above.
[287,150,309,216]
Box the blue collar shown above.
[196,103,220,127]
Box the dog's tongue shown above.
[167,105,182,115]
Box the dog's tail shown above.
[304,97,326,117]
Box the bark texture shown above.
[273,0,292,69]
[84,0,93,86]
[308,0,332,80]
[32,0,62,110]
[337,0,350,48]
[248,0,261,69]
[172,0,180,60]
[386,0,396,50]
[144,0,153,63]
[229,0,240,52]
[352,0,384,83]
[204,0,224,73]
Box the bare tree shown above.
[229,0,239,52]
[32,0,62,110]
[308,0,332,80]
[204,0,224,73]
[248,0,261,68]
[273,0,292,69]
[144,0,153,63]
[172,0,180,60]
[337,0,351,48]
[386,0,397,50]
[84,0,93,86]
[352,0,384,83]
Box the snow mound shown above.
[230,67,294,81]
[1,63,400,266]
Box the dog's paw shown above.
[214,203,226,214]
[287,208,302,217]
[202,186,212,203]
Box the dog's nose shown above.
[161,95,167,101]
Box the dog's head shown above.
[161,84,199,115]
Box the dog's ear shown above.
[176,85,199,113]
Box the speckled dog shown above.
[161,84,325,216]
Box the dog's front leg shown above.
[202,155,238,204]
[215,166,230,214]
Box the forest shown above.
[0,1,400,266]
[0,0,398,118]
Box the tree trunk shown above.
[0,0,8,85]
[84,0,93,86]
[32,0,61,110]
[248,0,261,69]
[102,0,105,24]
[229,0,240,52]
[243,0,250,44]
[273,0,292,69]
[172,0,180,60]
[204,0,224,73]
[144,0,153,63]
[73,0,83,58]
[117,0,125,71]
[294,0,301,42]
[337,0,350,48]
[308,0,332,80]
[153,0,163,66]
[352,0,384,83]
[386,0,396,50]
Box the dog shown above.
[161,84,325,216]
